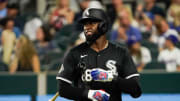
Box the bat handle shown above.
[48,92,59,101]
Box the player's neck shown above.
[91,35,108,52]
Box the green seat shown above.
[150,48,159,60]
[141,40,158,50]
[141,40,159,60]
[55,36,70,51]
[145,61,165,70]
[176,42,180,48]
[141,32,151,39]
[40,51,63,70]
[54,24,74,40]
[49,60,62,70]
[0,61,8,71]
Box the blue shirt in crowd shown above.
[0,8,7,19]
[169,22,180,33]
[110,25,142,41]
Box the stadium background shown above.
[0,0,180,101]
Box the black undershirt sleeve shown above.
[112,76,142,98]
[113,47,142,98]
[58,80,90,101]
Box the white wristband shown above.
[88,90,96,101]
[87,90,110,101]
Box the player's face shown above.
[83,21,99,37]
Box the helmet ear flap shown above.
[98,21,108,35]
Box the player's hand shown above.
[88,90,110,101]
[90,68,113,82]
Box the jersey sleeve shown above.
[121,48,140,79]
[56,50,77,84]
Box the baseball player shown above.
[56,8,142,101]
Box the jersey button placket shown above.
[97,53,101,67]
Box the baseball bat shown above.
[48,92,59,101]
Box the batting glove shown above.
[88,90,110,101]
[91,68,114,82]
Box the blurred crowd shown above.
[0,0,180,73]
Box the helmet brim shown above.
[78,17,102,24]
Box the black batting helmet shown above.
[79,8,109,34]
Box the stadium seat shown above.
[54,24,74,40]
[141,32,151,40]
[48,60,62,70]
[150,48,159,60]
[140,40,158,50]
[176,42,180,48]
[0,61,8,71]
[140,40,159,60]
[55,36,70,51]
[145,61,165,70]
[40,51,64,71]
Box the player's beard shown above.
[84,29,101,46]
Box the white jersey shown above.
[132,46,152,66]
[158,47,180,72]
[151,29,179,48]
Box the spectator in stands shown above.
[110,0,138,30]
[111,9,142,43]
[74,0,90,31]
[167,0,180,33]
[158,34,180,72]
[7,3,24,31]
[7,4,18,19]
[135,5,154,36]
[111,0,124,14]
[88,0,104,9]
[137,0,165,20]
[127,38,152,72]
[74,0,90,22]
[0,29,8,71]
[49,0,74,31]
[0,17,21,38]
[106,0,124,27]
[9,35,40,73]
[151,17,179,51]
[0,0,7,19]
[1,30,16,65]
[24,17,42,41]
[35,25,61,65]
